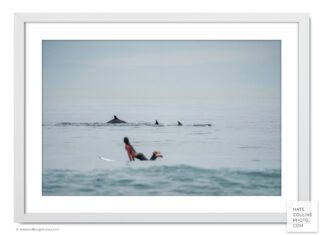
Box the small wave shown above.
[193,124,212,127]
[54,122,124,127]
[239,169,281,178]
[239,146,264,149]
[45,122,213,127]
[43,165,281,196]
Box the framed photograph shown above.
[14,13,310,223]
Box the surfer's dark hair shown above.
[124,137,130,145]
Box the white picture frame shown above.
[14,13,310,223]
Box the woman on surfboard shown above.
[124,137,163,161]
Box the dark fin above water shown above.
[177,121,182,126]
[107,115,127,124]
[155,120,159,125]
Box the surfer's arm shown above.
[125,146,134,161]
[128,153,134,161]
[126,150,132,161]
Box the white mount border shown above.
[14,13,310,223]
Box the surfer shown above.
[155,120,159,125]
[124,137,163,161]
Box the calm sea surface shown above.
[42,99,281,196]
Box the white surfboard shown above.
[98,156,114,162]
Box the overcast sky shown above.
[43,40,281,101]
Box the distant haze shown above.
[43,40,281,102]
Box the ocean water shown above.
[42,99,281,196]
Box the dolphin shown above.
[155,120,159,125]
[177,121,183,126]
[107,115,127,124]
